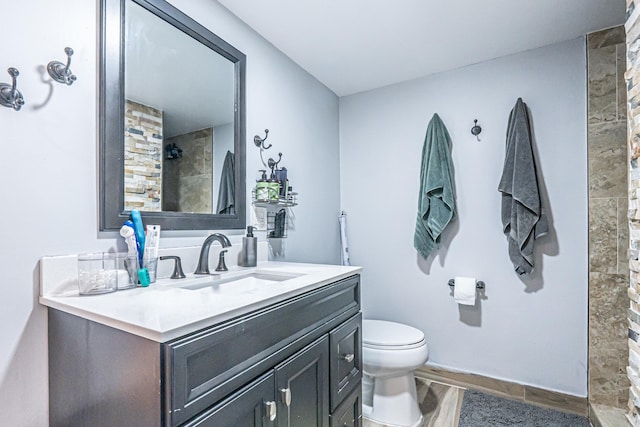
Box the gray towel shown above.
[498,98,548,275]
[216,150,235,215]
[414,113,456,259]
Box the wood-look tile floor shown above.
[363,377,594,427]
[363,378,464,427]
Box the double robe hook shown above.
[47,47,77,86]
[0,68,24,111]
[254,128,284,171]
[1,46,77,111]
[254,129,272,150]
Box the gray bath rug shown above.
[458,389,590,427]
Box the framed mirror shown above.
[99,0,246,231]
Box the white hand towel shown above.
[454,276,477,306]
[339,212,351,266]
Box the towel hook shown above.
[471,119,482,142]
[267,152,282,173]
[254,129,272,150]
[254,128,279,169]
[0,68,25,111]
[47,47,77,85]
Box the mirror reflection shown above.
[123,0,235,215]
[100,0,246,231]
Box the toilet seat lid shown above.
[363,319,425,348]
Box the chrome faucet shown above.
[195,233,232,275]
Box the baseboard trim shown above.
[415,365,589,417]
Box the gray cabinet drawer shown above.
[329,313,362,411]
[166,275,360,426]
[330,388,362,427]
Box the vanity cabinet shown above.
[48,274,362,427]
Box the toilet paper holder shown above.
[448,279,485,289]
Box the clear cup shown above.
[116,253,139,290]
[143,256,159,284]
[77,253,118,295]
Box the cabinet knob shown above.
[341,353,355,363]
[280,387,292,407]
[264,401,277,421]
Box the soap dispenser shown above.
[256,170,269,201]
[242,226,257,267]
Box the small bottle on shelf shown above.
[256,170,269,202]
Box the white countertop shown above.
[39,261,362,342]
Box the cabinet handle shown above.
[264,401,277,421]
[342,353,355,363]
[280,387,292,407]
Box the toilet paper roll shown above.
[454,276,477,305]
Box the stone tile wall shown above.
[124,99,163,211]
[588,26,629,410]
[628,2,640,423]
[163,128,213,214]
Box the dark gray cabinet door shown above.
[275,336,330,427]
[329,313,362,411]
[184,372,276,427]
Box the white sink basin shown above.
[178,270,304,294]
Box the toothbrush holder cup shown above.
[143,256,159,284]
[117,253,139,290]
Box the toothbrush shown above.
[130,209,146,264]
[123,219,142,265]
[120,222,141,283]
[119,223,138,257]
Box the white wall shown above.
[0,0,340,424]
[339,38,588,396]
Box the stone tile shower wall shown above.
[628,2,640,423]
[124,99,163,211]
[588,26,629,410]
[163,128,213,214]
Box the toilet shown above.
[362,319,429,427]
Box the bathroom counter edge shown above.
[39,261,362,342]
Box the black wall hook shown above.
[268,152,282,174]
[254,129,271,150]
[471,119,482,141]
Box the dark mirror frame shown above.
[99,0,246,231]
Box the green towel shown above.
[414,113,456,259]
